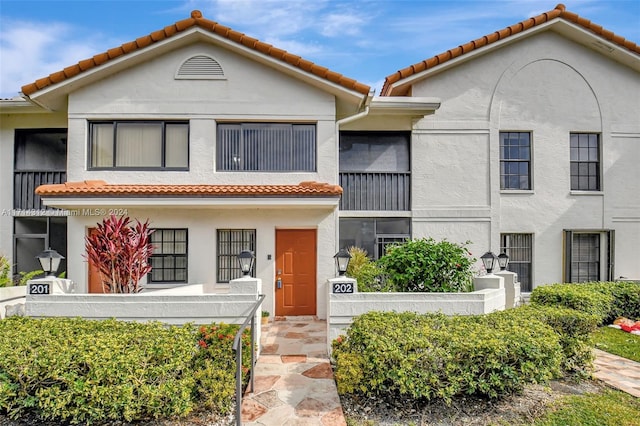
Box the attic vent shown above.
[176,55,225,79]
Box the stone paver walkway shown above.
[241,317,346,425]
[593,348,640,397]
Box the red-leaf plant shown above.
[84,214,154,293]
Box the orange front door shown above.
[275,229,316,316]
[87,227,106,293]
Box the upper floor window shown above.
[339,131,410,211]
[500,132,531,190]
[570,133,600,191]
[217,123,316,171]
[89,121,188,170]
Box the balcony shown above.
[14,171,66,210]
[339,172,410,211]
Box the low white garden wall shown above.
[25,280,262,326]
[0,286,27,319]
[327,287,505,344]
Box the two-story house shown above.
[0,4,638,318]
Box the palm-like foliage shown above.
[84,215,153,293]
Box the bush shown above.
[491,304,599,375]
[530,283,613,324]
[0,317,251,424]
[581,281,640,323]
[376,238,475,292]
[531,281,640,325]
[0,255,43,287]
[345,247,393,292]
[332,311,562,402]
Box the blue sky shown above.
[0,0,638,98]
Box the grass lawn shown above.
[530,387,640,426]
[592,326,640,362]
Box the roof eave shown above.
[369,96,441,116]
[25,26,369,110]
[40,196,340,210]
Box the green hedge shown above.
[0,317,249,425]
[490,305,599,374]
[531,281,640,324]
[332,311,562,402]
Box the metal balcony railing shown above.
[339,172,410,211]
[13,171,66,210]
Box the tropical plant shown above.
[376,238,475,292]
[345,246,393,292]
[0,255,43,287]
[84,214,154,293]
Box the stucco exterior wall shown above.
[65,42,338,186]
[65,206,337,319]
[409,31,640,286]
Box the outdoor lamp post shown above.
[480,251,498,274]
[36,248,64,277]
[237,250,255,277]
[497,252,509,271]
[334,249,351,277]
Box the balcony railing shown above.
[14,171,66,210]
[339,172,410,211]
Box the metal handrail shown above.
[232,294,265,426]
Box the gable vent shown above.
[176,55,225,80]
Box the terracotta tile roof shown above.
[381,3,640,96]
[21,10,369,96]
[35,180,343,197]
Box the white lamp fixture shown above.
[237,250,255,277]
[35,248,64,277]
[334,249,351,277]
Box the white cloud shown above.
[319,12,366,37]
[0,19,107,98]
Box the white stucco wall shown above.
[65,42,338,186]
[65,205,338,319]
[408,31,640,286]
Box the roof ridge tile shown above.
[21,10,369,97]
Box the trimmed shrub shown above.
[332,311,562,402]
[581,281,640,322]
[490,304,599,374]
[376,238,475,292]
[530,283,613,324]
[0,317,250,424]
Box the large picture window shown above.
[149,229,188,283]
[217,229,256,282]
[217,123,316,171]
[500,132,531,190]
[339,217,410,259]
[570,133,600,191]
[90,121,188,169]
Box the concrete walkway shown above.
[593,348,640,397]
[241,317,346,425]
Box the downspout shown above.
[334,89,374,250]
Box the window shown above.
[89,121,188,169]
[339,131,411,211]
[570,133,600,190]
[500,132,531,190]
[149,229,188,283]
[339,218,410,259]
[217,229,256,282]
[500,233,533,292]
[217,123,316,171]
[563,230,614,283]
